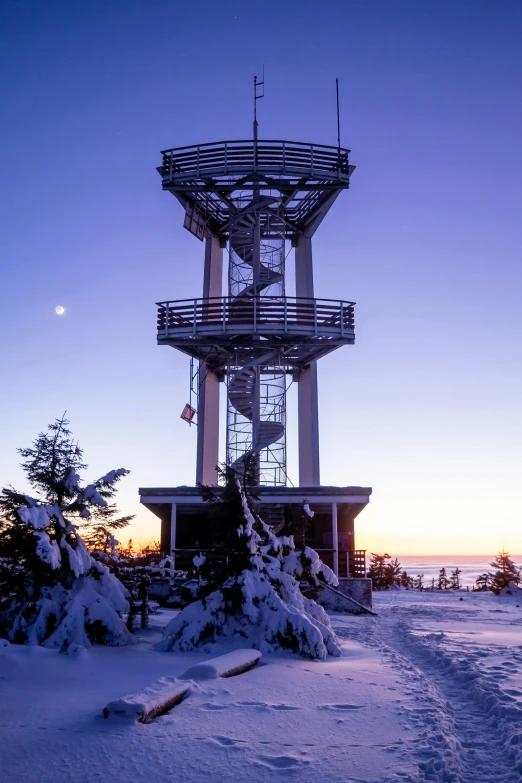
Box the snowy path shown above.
[1,595,521,783]
[0,609,427,783]
[333,592,522,783]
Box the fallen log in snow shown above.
[103,677,189,723]
[181,649,262,680]
[103,650,261,722]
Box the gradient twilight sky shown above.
[1,0,521,555]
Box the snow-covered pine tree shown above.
[414,573,424,591]
[490,549,521,595]
[0,416,134,648]
[158,461,342,660]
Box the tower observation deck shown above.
[156,138,356,487]
[140,119,372,586]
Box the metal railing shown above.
[161,139,351,181]
[315,549,367,579]
[157,296,355,340]
[170,548,366,579]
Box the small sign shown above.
[183,205,206,241]
[180,403,197,424]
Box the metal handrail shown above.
[156,296,355,340]
[157,295,355,307]
[160,139,351,179]
[161,138,351,156]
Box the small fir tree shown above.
[0,416,133,648]
[414,573,424,591]
[437,567,450,590]
[400,571,414,589]
[367,553,390,589]
[490,549,521,595]
[450,568,462,590]
[389,558,402,586]
[158,461,341,660]
[367,553,402,590]
[475,572,493,591]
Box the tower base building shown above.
[139,136,372,582]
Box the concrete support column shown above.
[332,502,339,577]
[297,363,320,485]
[295,235,314,301]
[170,503,177,567]
[203,235,223,300]
[196,235,223,486]
[295,234,320,486]
[196,366,220,485]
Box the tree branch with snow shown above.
[0,416,134,649]
[159,463,342,660]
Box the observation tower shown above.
[140,83,372,583]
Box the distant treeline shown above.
[367,549,521,595]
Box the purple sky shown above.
[1,0,522,554]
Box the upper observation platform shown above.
[156,295,355,372]
[159,139,355,238]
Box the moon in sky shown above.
[55,306,65,315]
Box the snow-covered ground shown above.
[1,591,521,783]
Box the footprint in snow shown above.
[269,704,299,711]
[255,755,309,769]
[201,703,228,710]
[210,736,242,746]
[235,701,267,708]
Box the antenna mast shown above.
[336,77,341,150]
[254,66,265,142]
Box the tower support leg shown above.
[196,235,223,486]
[203,235,223,299]
[196,366,220,485]
[196,362,219,485]
[295,234,320,486]
[332,502,339,577]
[170,503,177,567]
[298,363,320,485]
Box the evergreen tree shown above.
[475,572,493,591]
[490,549,521,595]
[367,553,402,590]
[0,416,133,648]
[450,567,462,590]
[414,573,424,591]
[367,553,391,589]
[159,461,341,660]
[281,503,313,548]
[389,558,402,586]
[400,571,414,589]
[437,567,450,590]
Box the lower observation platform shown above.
[157,295,355,370]
[139,484,372,579]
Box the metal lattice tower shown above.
[156,102,356,487]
